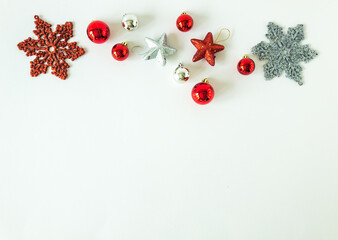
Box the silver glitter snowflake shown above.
[252,22,318,85]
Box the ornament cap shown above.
[122,42,128,46]
[202,78,209,83]
[181,11,187,15]
[243,55,249,59]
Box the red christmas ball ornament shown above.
[87,20,110,44]
[112,42,129,61]
[237,55,255,75]
[191,79,214,105]
[176,12,193,32]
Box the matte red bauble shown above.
[237,55,255,75]
[192,79,214,105]
[112,42,129,61]
[176,12,194,32]
[87,20,110,44]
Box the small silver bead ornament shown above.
[122,14,139,31]
[173,63,190,83]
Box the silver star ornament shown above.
[143,33,176,66]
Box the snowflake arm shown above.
[287,24,304,43]
[266,22,285,42]
[17,37,46,57]
[297,44,318,63]
[30,58,48,77]
[263,61,284,80]
[50,59,70,80]
[285,63,303,85]
[252,41,273,61]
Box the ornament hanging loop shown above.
[131,45,147,55]
[214,28,231,43]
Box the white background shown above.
[0,0,337,239]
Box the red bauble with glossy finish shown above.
[112,43,129,61]
[87,20,110,44]
[192,81,214,105]
[176,13,193,32]
[237,57,255,75]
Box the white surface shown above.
[0,0,338,239]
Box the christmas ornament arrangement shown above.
[18,13,318,105]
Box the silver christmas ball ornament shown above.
[173,63,190,83]
[122,14,138,31]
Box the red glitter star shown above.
[18,15,85,80]
[191,32,224,66]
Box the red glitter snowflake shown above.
[18,15,85,80]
